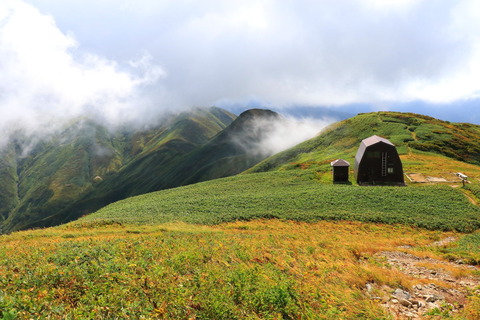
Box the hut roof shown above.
[331,159,350,167]
[355,135,395,164]
[361,135,394,147]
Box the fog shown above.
[232,116,334,157]
[0,0,169,148]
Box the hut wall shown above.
[332,166,349,182]
[355,143,404,185]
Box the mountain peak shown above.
[237,108,279,119]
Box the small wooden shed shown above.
[331,159,350,183]
[354,135,404,185]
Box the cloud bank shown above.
[244,117,333,157]
[2,0,480,147]
[24,0,480,107]
[0,0,167,147]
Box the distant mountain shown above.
[271,106,354,120]
[165,109,281,186]
[0,107,284,234]
[224,105,353,121]
[0,107,233,233]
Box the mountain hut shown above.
[331,159,350,182]
[354,135,404,185]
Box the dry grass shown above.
[414,261,477,279]
[2,219,477,319]
[401,153,480,181]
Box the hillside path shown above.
[366,239,480,319]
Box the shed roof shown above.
[331,159,350,167]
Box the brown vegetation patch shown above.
[371,246,480,319]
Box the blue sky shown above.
[1,0,480,135]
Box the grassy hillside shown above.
[250,111,480,176]
[0,107,236,234]
[1,216,480,318]
[5,110,480,234]
[0,145,19,222]
[163,109,282,187]
[74,111,480,234]
[77,170,480,232]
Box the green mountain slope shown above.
[0,145,19,222]
[0,107,288,234]
[164,109,281,186]
[249,111,480,174]
[74,111,480,233]
[0,107,237,234]
[77,171,480,232]
[0,120,129,233]
[53,109,282,227]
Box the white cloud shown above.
[131,0,480,107]
[0,0,166,147]
[2,0,480,148]
[257,117,333,156]
[402,0,480,103]
[232,116,333,157]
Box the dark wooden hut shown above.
[354,135,404,185]
[331,159,350,182]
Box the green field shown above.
[77,171,480,232]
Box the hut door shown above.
[381,152,387,177]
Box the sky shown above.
[1,0,480,144]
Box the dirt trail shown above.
[461,189,479,206]
[365,239,480,319]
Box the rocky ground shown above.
[365,238,480,319]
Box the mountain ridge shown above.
[0,107,236,233]
[0,107,286,234]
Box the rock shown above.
[414,284,423,290]
[392,289,411,300]
[391,299,399,304]
[399,298,412,308]
[410,300,420,306]
[425,294,444,303]
[366,283,373,293]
